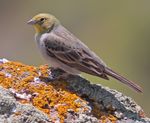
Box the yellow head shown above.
[27,13,59,33]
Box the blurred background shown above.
[0,0,149,116]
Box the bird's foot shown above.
[39,68,70,82]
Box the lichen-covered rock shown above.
[0,58,149,123]
[0,87,51,123]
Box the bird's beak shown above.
[27,19,37,25]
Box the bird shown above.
[27,13,142,93]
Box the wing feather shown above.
[43,25,109,79]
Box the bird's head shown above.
[27,13,59,33]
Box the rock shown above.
[0,58,149,123]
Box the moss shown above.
[0,61,118,123]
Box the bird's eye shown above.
[40,18,45,22]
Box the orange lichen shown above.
[38,64,49,77]
[0,72,13,88]
[0,61,118,123]
[0,61,87,122]
[138,110,145,118]
[14,111,22,116]
[100,115,117,123]
[108,114,117,122]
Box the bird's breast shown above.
[35,33,48,57]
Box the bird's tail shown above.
[104,67,142,93]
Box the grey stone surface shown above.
[0,86,51,123]
[64,74,150,123]
[0,58,149,123]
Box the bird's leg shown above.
[50,67,67,79]
[39,67,70,82]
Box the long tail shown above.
[104,67,142,93]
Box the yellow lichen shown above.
[0,61,118,123]
[100,115,117,123]
[0,61,87,122]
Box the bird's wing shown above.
[43,25,109,79]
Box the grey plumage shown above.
[43,25,108,79]
[29,13,142,93]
